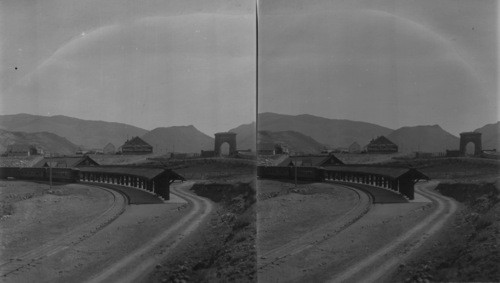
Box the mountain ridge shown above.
[0,129,79,155]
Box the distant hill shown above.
[258,112,393,147]
[229,122,256,151]
[386,125,459,153]
[141,125,214,154]
[0,114,148,149]
[0,129,79,155]
[258,130,325,154]
[474,122,500,150]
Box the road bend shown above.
[329,181,457,283]
[86,181,214,283]
[0,184,126,278]
[259,183,371,271]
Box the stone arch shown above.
[214,132,237,156]
[459,132,482,156]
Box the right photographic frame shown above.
[256,0,500,282]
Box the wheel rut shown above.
[0,185,126,278]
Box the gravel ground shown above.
[390,181,500,282]
[0,182,188,283]
[258,180,361,253]
[0,181,114,262]
[257,179,436,282]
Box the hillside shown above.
[258,130,325,154]
[0,114,148,149]
[0,129,79,155]
[258,112,393,147]
[474,122,500,150]
[141,125,214,154]
[229,122,256,151]
[387,125,459,153]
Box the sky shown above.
[0,0,256,136]
[258,0,498,135]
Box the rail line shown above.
[86,181,214,283]
[258,183,372,271]
[329,181,457,283]
[0,184,126,278]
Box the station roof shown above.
[278,154,344,167]
[34,156,99,168]
[78,166,185,181]
[368,136,397,146]
[323,165,428,180]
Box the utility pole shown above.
[48,161,57,190]
[294,161,298,188]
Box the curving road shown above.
[0,184,127,278]
[329,180,457,283]
[258,181,457,283]
[258,183,372,271]
[85,181,214,283]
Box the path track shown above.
[329,181,457,283]
[258,183,371,271]
[86,181,214,283]
[0,184,126,278]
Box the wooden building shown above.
[5,144,41,157]
[366,136,398,153]
[349,142,361,153]
[120,137,153,155]
[103,143,116,154]
[278,154,344,167]
[257,143,276,156]
[34,155,99,168]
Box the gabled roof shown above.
[123,137,151,147]
[349,142,360,147]
[278,154,344,167]
[104,142,115,148]
[33,156,99,168]
[368,136,397,146]
[78,166,185,181]
[257,143,275,151]
[323,165,428,180]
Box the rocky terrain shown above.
[393,182,499,282]
[148,181,256,282]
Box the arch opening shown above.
[214,132,237,157]
[465,142,475,156]
[220,142,230,156]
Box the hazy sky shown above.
[0,0,255,135]
[258,0,498,135]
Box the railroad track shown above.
[258,183,372,271]
[329,181,457,283]
[85,181,214,283]
[0,184,126,278]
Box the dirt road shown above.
[258,181,456,283]
[258,183,371,270]
[86,181,214,283]
[329,181,457,283]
